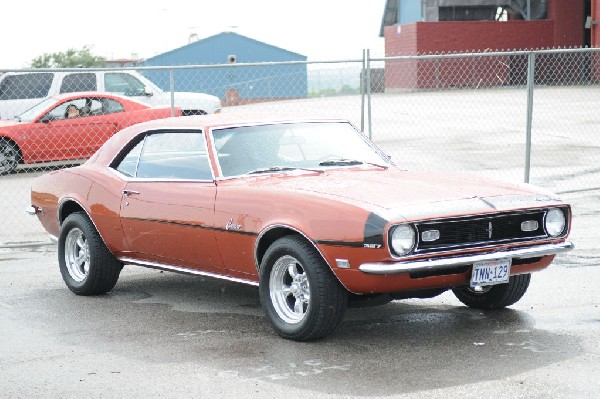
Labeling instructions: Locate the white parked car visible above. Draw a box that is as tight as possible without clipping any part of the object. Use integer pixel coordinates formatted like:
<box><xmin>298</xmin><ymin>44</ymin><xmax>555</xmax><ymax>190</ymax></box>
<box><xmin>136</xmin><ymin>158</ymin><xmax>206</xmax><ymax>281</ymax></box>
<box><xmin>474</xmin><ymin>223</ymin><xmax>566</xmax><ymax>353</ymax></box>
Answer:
<box><xmin>0</xmin><ymin>70</ymin><xmax>221</xmax><ymax>120</ymax></box>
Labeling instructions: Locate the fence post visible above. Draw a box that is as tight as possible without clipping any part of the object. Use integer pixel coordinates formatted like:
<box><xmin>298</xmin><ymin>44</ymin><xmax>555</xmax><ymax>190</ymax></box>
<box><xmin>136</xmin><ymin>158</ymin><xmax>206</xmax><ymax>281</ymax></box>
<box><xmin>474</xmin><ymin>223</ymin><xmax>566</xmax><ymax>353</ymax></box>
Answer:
<box><xmin>361</xmin><ymin>49</ymin><xmax>366</xmax><ymax>133</ymax></box>
<box><xmin>366</xmin><ymin>49</ymin><xmax>373</xmax><ymax>140</ymax></box>
<box><xmin>524</xmin><ymin>52</ymin><xmax>535</xmax><ymax>183</ymax></box>
<box><xmin>169</xmin><ymin>68</ymin><xmax>175</xmax><ymax>117</ymax></box>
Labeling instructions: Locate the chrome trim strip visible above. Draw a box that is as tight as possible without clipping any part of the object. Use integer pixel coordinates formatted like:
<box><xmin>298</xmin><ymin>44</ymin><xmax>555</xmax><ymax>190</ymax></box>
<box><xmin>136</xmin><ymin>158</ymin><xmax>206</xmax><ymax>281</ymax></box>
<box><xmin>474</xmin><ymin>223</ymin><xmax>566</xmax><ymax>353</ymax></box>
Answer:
<box><xmin>253</xmin><ymin>224</ymin><xmax>327</xmax><ymax>273</ymax></box>
<box><xmin>119</xmin><ymin>257</ymin><xmax>259</xmax><ymax>287</ymax></box>
<box><xmin>412</xmin><ymin>234</ymin><xmax>549</xmax><ymax>254</ymax></box>
<box><xmin>359</xmin><ymin>241</ymin><xmax>574</xmax><ymax>275</ymax></box>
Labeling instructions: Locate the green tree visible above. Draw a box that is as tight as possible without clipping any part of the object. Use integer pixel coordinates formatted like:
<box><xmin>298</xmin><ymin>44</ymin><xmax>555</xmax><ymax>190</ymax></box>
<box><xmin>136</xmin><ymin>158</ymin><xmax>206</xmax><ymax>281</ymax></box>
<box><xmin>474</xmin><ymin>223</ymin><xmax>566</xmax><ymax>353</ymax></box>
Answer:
<box><xmin>339</xmin><ymin>84</ymin><xmax>359</xmax><ymax>95</ymax></box>
<box><xmin>30</xmin><ymin>46</ymin><xmax>105</xmax><ymax>68</ymax></box>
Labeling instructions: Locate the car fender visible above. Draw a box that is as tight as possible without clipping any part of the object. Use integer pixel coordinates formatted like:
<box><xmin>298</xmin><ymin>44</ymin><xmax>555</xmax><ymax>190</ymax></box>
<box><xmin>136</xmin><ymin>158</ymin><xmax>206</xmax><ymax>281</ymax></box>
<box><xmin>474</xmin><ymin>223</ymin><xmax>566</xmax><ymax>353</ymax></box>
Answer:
<box><xmin>254</xmin><ymin>223</ymin><xmax>323</xmax><ymax>270</ymax></box>
<box><xmin>0</xmin><ymin>133</ymin><xmax>23</xmax><ymax>150</ymax></box>
<box><xmin>252</xmin><ymin>223</ymin><xmax>358</xmax><ymax>289</ymax></box>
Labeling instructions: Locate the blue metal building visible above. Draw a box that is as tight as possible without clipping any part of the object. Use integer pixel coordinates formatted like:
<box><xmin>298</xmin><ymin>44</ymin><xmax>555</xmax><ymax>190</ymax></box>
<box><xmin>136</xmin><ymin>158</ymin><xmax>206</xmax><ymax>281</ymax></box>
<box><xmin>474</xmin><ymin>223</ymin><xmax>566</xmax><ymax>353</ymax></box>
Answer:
<box><xmin>142</xmin><ymin>32</ymin><xmax>308</xmax><ymax>102</ymax></box>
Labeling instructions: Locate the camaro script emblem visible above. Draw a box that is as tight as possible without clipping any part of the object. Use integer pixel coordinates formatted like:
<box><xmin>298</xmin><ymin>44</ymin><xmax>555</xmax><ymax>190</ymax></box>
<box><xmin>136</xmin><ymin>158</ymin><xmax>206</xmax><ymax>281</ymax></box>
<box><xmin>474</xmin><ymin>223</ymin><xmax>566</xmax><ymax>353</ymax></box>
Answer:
<box><xmin>225</xmin><ymin>218</ymin><xmax>241</xmax><ymax>231</ymax></box>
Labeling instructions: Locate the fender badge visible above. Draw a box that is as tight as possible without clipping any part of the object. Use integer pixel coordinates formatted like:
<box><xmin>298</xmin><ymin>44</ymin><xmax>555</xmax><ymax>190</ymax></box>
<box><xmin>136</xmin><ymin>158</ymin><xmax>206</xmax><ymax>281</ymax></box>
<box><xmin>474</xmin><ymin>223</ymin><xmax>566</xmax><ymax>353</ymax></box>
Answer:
<box><xmin>225</xmin><ymin>218</ymin><xmax>241</xmax><ymax>231</ymax></box>
<box><xmin>364</xmin><ymin>244</ymin><xmax>382</xmax><ymax>249</ymax></box>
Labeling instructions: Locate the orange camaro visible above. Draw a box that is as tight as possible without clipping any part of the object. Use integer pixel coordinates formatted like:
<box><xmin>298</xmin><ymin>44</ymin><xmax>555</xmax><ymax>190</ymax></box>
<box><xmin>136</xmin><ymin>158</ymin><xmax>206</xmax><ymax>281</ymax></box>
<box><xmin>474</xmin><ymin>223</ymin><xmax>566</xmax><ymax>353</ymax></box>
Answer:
<box><xmin>29</xmin><ymin>114</ymin><xmax>574</xmax><ymax>341</ymax></box>
<box><xmin>0</xmin><ymin>92</ymin><xmax>181</xmax><ymax>174</ymax></box>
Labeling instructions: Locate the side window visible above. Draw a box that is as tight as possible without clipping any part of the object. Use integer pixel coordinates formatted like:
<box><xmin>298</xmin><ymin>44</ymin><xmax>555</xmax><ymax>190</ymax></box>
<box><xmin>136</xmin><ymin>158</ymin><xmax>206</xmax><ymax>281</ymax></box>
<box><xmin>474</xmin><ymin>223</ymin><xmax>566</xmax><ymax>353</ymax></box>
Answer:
<box><xmin>44</xmin><ymin>99</ymin><xmax>87</xmax><ymax>120</ymax></box>
<box><xmin>45</xmin><ymin>98</ymin><xmax>104</xmax><ymax>120</ymax></box>
<box><xmin>80</xmin><ymin>98</ymin><xmax>103</xmax><ymax>116</ymax></box>
<box><xmin>99</xmin><ymin>98</ymin><xmax>124</xmax><ymax>114</ymax></box>
<box><xmin>0</xmin><ymin>73</ymin><xmax>53</xmax><ymax>100</ymax></box>
<box><xmin>104</xmin><ymin>73</ymin><xmax>146</xmax><ymax>96</ymax></box>
<box><xmin>116</xmin><ymin>140</ymin><xmax>144</xmax><ymax>177</ymax></box>
<box><xmin>114</xmin><ymin>132</ymin><xmax>212</xmax><ymax>180</ymax></box>
<box><xmin>60</xmin><ymin>73</ymin><xmax>97</xmax><ymax>93</ymax></box>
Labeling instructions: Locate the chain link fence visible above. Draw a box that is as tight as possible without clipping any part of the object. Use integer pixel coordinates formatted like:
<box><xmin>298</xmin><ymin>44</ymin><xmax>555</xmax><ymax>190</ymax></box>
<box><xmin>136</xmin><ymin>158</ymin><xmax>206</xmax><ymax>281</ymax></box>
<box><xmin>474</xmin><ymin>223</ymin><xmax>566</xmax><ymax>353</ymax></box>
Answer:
<box><xmin>1</xmin><ymin>48</ymin><xmax>598</xmax><ymax>246</ymax></box>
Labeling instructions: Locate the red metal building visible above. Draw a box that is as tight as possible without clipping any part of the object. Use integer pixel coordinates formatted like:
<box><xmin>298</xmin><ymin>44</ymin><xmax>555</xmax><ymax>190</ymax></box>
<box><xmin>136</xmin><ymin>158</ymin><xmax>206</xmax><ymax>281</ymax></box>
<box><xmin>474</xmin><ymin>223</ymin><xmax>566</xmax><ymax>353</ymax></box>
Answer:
<box><xmin>381</xmin><ymin>0</ymin><xmax>600</xmax><ymax>89</ymax></box>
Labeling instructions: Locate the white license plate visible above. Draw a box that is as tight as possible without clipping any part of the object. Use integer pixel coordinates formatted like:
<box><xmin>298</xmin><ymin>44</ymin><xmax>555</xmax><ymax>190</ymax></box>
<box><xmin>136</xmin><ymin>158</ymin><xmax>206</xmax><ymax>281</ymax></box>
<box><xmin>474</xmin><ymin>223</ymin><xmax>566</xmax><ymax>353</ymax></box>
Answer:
<box><xmin>470</xmin><ymin>259</ymin><xmax>511</xmax><ymax>288</ymax></box>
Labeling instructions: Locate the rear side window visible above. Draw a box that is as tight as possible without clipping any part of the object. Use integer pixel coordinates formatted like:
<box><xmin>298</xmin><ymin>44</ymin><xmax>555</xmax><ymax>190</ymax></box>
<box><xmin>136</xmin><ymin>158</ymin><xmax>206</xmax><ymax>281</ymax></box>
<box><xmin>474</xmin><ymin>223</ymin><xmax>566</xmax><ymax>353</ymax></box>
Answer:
<box><xmin>100</xmin><ymin>98</ymin><xmax>124</xmax><ymax>114</ymax></box>
<box><xmin>116</xmin><ymin>139</ymin><xmax>144</xmax><ymax>177</ymax></box>
<box><xmin>0</xmin><ymin>73</ymin><xmax>53</xmax><ymax>100</ymax></box>
<box><xmin>114</xmin><ymin>131</ymin><xmax>213</xmax><ymax>180</ymax></box>
<box><xmin>104</xmin><ymin>73</ymin><xmax>146</xmax><ymax>96</ymax></box>
<box><xmin>60</xmin><ymin>73</ymin><xmax>97</xmax><ymax>93</ymax></box>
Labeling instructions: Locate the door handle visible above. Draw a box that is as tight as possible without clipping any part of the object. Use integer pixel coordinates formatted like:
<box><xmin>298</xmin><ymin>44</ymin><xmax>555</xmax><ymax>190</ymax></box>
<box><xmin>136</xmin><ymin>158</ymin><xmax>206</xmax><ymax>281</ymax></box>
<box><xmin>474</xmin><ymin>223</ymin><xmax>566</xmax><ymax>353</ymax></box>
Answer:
<box><xmin>122</xmin><ymin>190</ymin><xmax>140</xmax><ymax>197</ymax></box>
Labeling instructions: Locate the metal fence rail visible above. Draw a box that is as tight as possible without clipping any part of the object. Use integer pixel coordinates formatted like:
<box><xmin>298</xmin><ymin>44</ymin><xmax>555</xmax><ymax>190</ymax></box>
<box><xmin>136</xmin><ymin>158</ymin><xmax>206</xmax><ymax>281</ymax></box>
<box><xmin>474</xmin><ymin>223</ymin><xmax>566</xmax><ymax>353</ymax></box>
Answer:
<box><xmin>1</xmin><ymin>48</ymin><xmax>599</xmax><ymax>245</ymax></box>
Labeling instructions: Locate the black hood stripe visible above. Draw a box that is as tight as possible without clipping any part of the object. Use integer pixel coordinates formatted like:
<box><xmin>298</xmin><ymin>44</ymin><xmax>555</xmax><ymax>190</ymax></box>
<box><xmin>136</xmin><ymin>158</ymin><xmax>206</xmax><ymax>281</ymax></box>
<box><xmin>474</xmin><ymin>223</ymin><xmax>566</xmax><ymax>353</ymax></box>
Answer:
<box><xmin>364</xmin><ymin>212</ymin><xmax>387</xmax><ymax>247</ymax></box>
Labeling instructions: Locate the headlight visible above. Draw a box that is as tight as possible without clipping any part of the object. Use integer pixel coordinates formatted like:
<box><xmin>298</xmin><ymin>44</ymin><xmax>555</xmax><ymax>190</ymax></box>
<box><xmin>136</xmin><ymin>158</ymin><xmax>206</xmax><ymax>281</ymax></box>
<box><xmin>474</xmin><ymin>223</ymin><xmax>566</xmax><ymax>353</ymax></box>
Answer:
<box><xmin>545</xmin><ymin>208</ymin><xmax>566</xmax><ymax>237</ymax></box>
<box><xmin>390</xmin><ymin>224</ymin><xmax>416</xmax><ymax>256</ymax></box>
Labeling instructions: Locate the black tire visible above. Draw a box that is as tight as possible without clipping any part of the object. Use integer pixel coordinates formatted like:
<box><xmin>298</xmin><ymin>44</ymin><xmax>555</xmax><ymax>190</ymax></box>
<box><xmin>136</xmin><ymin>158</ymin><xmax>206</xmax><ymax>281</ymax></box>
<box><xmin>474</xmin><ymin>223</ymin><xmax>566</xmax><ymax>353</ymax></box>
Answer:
<box><xmin>452</xmin><ymin>273</ymin><xmax>531</xmax><ymax>310</ymax></box>
<box><xmin>58</xmin><ymin>212</ymin><xmax>122</xmax><ymax>295</ymax></box>
<box><xmin>0</xmin><ymin>138</ymin><xmax>20</xmax><ymax>175</ymax></box>
<box><xmin>259</xmin><ymin>235</ymin><xmax>348</xmax><ymax>341</ymax></box>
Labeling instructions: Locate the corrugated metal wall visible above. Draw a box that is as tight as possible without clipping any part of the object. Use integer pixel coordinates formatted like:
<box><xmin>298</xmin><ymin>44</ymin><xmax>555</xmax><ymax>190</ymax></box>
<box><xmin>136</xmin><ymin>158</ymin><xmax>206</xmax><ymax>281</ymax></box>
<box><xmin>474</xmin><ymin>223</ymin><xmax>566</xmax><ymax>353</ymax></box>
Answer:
<box><xmin>142</xmin><ymin>32</ymin><xmax>308</xmax><ymax>101</ymax></box>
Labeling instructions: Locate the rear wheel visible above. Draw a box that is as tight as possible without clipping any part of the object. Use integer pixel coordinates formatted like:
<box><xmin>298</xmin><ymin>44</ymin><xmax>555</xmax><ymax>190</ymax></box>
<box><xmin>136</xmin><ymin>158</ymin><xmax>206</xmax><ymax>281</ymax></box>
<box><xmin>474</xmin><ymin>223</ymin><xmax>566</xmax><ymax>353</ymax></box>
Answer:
<box><xmin>452</xmin><ymin>273</ymin><xmax>531</xmax><ymax>310</ymax></box>
<box><xmin>0</xmin><ymin>139</ymin><xmax>20</xmax><ymax>175</ymax></box>
<box><xmin>259</xmin><ymin>236</ymin><xmax>348</xmax><ymax>341</ymax></box>
<box><xmin>58</xmin><ymin>212</ymin><xmax>122</xmax><ymax>295</ymax></box>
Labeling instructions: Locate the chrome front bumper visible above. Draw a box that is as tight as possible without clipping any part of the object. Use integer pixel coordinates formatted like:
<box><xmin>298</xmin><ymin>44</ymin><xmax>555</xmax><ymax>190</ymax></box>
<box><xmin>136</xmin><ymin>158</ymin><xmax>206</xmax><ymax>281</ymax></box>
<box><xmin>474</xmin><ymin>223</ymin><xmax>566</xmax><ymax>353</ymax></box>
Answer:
<box><xmin>358</xmin><ymin>241</ymin><xmax>574</xmax><ymax>275</ymax></box>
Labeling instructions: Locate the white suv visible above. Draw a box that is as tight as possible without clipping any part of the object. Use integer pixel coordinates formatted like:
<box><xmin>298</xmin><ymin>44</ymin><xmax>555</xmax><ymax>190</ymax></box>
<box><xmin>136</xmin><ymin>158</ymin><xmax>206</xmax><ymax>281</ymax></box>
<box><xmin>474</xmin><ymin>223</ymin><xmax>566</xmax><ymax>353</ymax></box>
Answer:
<box><xmin>0</xmin><ymin>70</ymin><xmax>221</xmax><ymax>120</ymax></box>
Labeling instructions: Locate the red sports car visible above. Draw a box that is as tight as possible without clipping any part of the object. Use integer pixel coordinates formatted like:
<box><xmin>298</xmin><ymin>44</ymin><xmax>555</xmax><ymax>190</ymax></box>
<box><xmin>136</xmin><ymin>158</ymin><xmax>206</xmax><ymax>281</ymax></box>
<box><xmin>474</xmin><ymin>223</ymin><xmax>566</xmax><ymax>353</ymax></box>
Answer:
<box><xmin>29</xmin><ymin>115</ymin><xmax>574</xmax><ymax>341</ymax></box>
<box><xmin>0</xmin><ymin>92</ymin><xmax>182</xmax><ymax>174</ymax></box>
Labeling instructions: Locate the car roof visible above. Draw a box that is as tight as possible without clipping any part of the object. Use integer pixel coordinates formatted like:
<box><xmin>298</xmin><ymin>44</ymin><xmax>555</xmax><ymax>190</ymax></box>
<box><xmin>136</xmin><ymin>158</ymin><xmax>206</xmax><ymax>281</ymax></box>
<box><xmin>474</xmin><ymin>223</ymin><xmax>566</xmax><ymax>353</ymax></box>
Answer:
<box><xmin>91</xmin><ymin>113</ymin><xmax>352</xmax><ymax>166</ymax></box>
<box><xmin>49</xmin><ymin>91</ymin><xmax>149</xmax><ymax>107</ymax></box>
<box><xmin>50</xmin><ymin>91</ymin><xmax>134</xmax><ymax>101</ymax></box>
<box><xmin>121</xmin><ymin>113</ymin><xmax>350</xmax><ymax>132</ymax></box>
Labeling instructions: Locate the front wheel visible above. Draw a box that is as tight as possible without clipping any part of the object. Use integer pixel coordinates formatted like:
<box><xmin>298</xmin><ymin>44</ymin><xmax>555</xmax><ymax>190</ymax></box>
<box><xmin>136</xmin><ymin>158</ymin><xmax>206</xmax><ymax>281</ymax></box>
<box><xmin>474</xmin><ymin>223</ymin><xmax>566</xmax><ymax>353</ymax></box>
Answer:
<box><xmin>0</xmin><ymin>139</ymin><xmax>20</xmax><ymax>175</ymax></box>
<box><xmin>452</xmin><ymin>273</ymin><xmax>531</xmax><ymax>310</ymax></box>
<box><xmin>259</xmin><ymin>236</ymin><xmax>348</xmax><ymax>341</ymax></box>
<box><xmin>58</xmin><ymin>212</ymin><xmax>122</xmax><ymax>295</ymax></box>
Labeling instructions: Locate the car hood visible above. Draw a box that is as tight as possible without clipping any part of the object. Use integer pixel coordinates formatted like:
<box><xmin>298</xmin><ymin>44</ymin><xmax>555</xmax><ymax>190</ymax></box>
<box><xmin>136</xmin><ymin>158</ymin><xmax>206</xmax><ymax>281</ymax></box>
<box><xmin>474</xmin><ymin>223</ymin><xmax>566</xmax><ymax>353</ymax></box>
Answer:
<box><xmin>248</xmin><ymin>168</ymin><xmax>562</xmax><ymax>220</ymax></box>
<box><xmin>0</xmin><ymin>119</ymin><xmax>21</xmax><ymax>127</ymax></box>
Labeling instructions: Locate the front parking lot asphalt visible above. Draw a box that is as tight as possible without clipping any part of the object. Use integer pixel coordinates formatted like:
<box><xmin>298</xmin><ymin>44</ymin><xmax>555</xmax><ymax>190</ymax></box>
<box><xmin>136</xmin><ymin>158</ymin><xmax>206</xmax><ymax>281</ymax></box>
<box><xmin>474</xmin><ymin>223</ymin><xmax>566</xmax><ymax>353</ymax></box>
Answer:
<box><xmin>1</xmin><ymin>242</ymin><xmax>598</xmax><ymax>398</ymax></box>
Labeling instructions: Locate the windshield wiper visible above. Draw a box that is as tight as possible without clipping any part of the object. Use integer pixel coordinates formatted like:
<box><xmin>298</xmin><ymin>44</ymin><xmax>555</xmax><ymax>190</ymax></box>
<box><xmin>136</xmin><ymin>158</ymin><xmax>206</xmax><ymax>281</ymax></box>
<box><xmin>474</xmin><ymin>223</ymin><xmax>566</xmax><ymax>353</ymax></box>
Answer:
<box><xmin>318</xmin><ymin>158</ymin><xmax>388</xmax><ymax>169</ymax></box>
<box><xmin>246</xmin><ymin>166</ymin><xmax>323</xmax><ymax>175</ymax></box>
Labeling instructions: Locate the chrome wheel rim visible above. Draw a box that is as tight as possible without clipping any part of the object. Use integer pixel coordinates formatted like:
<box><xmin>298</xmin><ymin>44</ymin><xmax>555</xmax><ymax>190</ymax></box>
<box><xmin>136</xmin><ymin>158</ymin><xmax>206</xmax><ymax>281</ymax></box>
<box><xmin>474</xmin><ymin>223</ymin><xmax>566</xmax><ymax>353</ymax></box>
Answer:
<box><xmin>0</xmin><ymin>144</ymin><xmax>18</xmax><ymax>174</ymax></box>
<box><xmin>64</xmin><ymin>228</ymin><xmax>90</xmax><ymax>282</ymax></box>
<box><xmin>269</xmin><ymin>255</ymin><xmax>310</xmax><ymax>324</ymax></box>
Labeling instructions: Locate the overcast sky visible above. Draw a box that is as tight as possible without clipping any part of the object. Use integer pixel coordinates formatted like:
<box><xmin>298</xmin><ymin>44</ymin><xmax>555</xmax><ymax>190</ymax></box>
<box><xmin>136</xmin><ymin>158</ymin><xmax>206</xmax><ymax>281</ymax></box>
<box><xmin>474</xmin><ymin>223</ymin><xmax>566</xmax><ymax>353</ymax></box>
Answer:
<box><xmin>2</xmin><ymin>0</ymin><xmax>387</xmax><ymax>69</ymax></box>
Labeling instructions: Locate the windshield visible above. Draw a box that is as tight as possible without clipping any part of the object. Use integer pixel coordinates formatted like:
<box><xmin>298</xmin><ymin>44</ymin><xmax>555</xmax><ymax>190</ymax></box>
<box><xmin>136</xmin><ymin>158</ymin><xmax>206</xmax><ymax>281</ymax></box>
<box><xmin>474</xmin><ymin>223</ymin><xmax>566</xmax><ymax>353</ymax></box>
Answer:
<box><xmin>17</xmin><ymin>97</ymin><xmax>57</xmax><ymax>122</ymax></box>
<box><xmin>213</xmin><ymin>121</ymin><xmax>392</xmax><ymax>177</ymax></box>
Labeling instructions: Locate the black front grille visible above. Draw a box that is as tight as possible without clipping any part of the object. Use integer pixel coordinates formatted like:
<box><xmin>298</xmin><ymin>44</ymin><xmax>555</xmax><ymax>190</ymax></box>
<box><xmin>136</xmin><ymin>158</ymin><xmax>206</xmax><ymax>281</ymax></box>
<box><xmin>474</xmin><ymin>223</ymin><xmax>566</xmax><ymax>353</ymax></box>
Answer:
<box><xmin>414</xmin><ymin>210</ymin><xmax>550</xmax><ymax>253</ymax></box>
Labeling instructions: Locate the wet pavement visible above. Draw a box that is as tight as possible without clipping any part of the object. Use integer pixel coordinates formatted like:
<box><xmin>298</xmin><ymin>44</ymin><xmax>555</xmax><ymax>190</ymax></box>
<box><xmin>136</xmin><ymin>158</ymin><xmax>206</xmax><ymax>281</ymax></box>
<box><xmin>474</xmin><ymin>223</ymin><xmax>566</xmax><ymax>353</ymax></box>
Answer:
<box><xmin>1</xmin><ymin>240</ymin><xmax>598</xmax><ymax>398</ymax></box>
